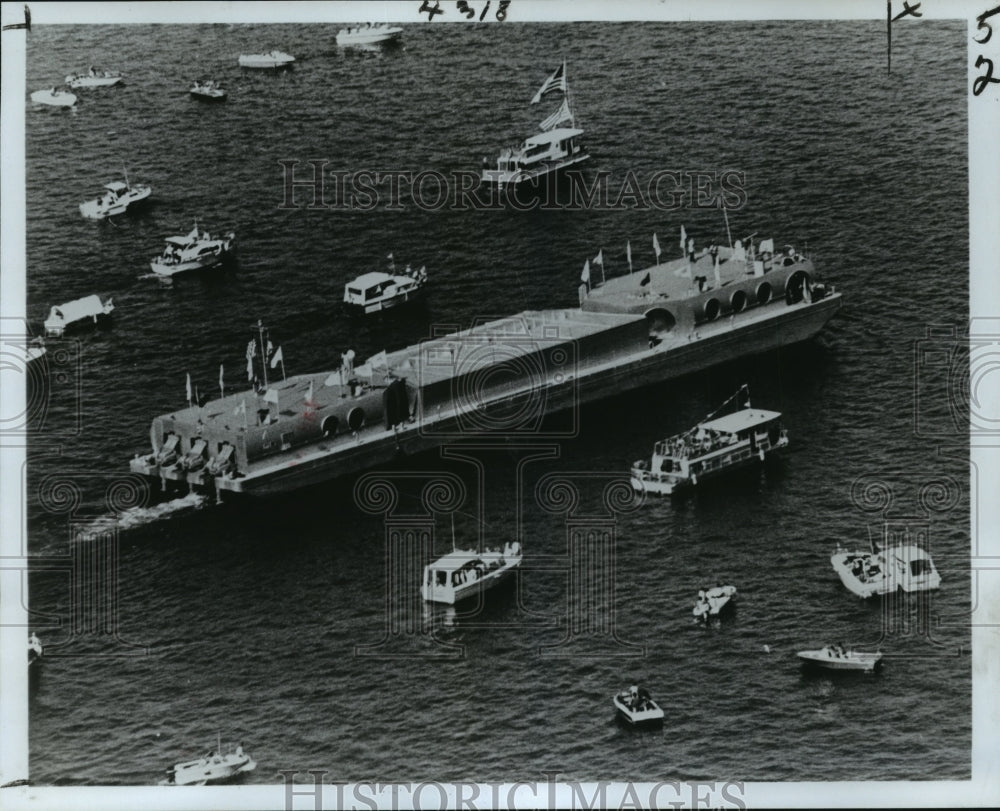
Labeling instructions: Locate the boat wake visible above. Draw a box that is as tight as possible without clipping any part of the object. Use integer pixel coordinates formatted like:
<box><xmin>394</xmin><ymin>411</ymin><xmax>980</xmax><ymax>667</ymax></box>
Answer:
<box><xmin>81</xmin><ymin>491</ymin><xmax>208</xmax><ymax>532</ymax></box>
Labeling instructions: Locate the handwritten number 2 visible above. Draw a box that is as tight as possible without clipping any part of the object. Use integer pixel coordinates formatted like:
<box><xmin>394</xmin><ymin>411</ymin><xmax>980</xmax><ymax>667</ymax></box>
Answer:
<box><xmin>973</xmin><ymin>55</ymin><xmax>1000</xmax><ymax>96</ymax></box>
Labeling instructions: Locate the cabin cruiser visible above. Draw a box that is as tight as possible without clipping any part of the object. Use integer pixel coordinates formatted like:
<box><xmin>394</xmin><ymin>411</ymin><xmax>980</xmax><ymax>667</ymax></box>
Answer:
<box><xmin>336</xmin><ymin>23</ymin><xmax>403</xmax><ymax>46</ymax></box>
<box><xmin>65</xmin><ymin>68</ymin><xmax>123</xmax><ymax>88</ymax></box>
<box><xmin>344</xmin><ymin>265</ymin><xmax>427</xmax><ymax>313</ymax></box>
<box><xmin>692</xmin><ymin>584</ymin><xmax>737</xmax><ymax>621</ymax></box>
<box><xmin>238</xmin><ymin>50</ymin><xmax>295</xmax><ymax>69</ymax></box>
<box><xmin>612</xmin><ymin>685</ymin><xmax>664</xmax><ymax>726</ymax></box>
<box><xmin>44</xmin><ymin>295</ymin><xmax>115</xmax><ymax>337</ymax></box>
<box><xmin>160</xmin><ymin>739</ymin><xmax>255</xmax><ymax>786</ymax></box>
<box><xmin>481</xmin><ymin>61</ymin><xmax>588</xmax><ymax>189</ymax></box>
<box><xmin>797</xmin><ymin>645</ymin><xmax>883</xmax><ymax>673</ymax></box>
<box><xmin>421</xmin><ymin>541</ymin><xmax>521</xmax><ymax>605</ymax></box>
<box><xmin>31</xmin><ymin>88</ymin><xmax>77</xmax><ymax>107</ymax></box>
<box><xmin>190</xmin><ymin>79</ymin><xmax>227</xmax><ymax>101</ymax></box>
<box><xmin>631</xmin><ymin>386</ymin><xmax>788</xmax><ymax>495</ymax></box>
<box><xmin>79</xmin><ymin>170</ymin><xmax>151</xmax><ymax>219</ymax></box>
<box><xmin>831</xmin><ymin>544</ymin><xmax>941</xmax><ymax>598</ymax></box>
<box><xmin>150</xmin><ymin>223</ymin><xmax>236</xmax><ymax>277</ymax></box>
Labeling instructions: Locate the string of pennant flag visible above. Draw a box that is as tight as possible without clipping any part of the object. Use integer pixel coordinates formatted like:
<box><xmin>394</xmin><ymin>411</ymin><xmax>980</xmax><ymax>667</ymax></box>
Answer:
<box><xmin>579</xmin><ymin>225</ymin><xmax>698</xmax><ymax>290</ymax></box>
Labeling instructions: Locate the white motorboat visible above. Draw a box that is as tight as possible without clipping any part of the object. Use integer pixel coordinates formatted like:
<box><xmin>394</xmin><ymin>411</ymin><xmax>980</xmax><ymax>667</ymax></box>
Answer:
<box><xmin>831</xmin><ymin>543</ymin><xmax>941</xmax><ymax>598</ymax></box>
<box><xmin>344</xmin><ymin>265</ymin><xmax>427</xmax><ymax>314</ymax></box>
<box><xmin>631</xmin><ymin>385</ymin><xmax>788</xmax><ymax>496</ymax></box>
<box><xmin>481</xmin><ymin>61</ymin><xmax>589</xmax><ymax>189</ymax></box>
<box><xmin>65</xmin><ymin>68</ymin><xmax>123</xmax><ymax>88</ymax></box>
<box><xmin>612</xmin><ymin>686</ymin><xmax>664</xmax><ymax>726</ymax></box>
<box><xmin>159</xmin><ymin>738</ymin><xmax>255</xmax><ymax>786</ymax></box>
<box><xmin>44</xmin><ymin>295</ymin><xmax>115</xmax><ymax>337</ymax></box>
<box><xmin>190</xmin><ymin>79</ymin><xmax>227</xmax><ymax>101</ymax></box>
<box><xmin>30</xmin><ymin>88</ymin><xmax>77</xmax><ymax>108</ymax></box>
<box><xmin>150</xmin><ymin>223</ymin><xmax>236</xmax><ymax>277</ymax></box>
<box><xmin>692</xmin><ymin>584</ymin><xmax>737</xmax><ymax>622</ymax></box>
<box><xmin>238</xmin><ymin>50</ymin><xmax>295</xmax><ymax>69</ymax></box>
<box><xmin>797</xmin><ymin>645</ymin><xmax>883</xmax><ymax>673</ymax></box>
<box><xmin>28</xmin><ymin>633</ymin><xmax>43</xmax><ymax>666</ymax></box>
<box><xmin>421</xmin><ymin>541</ymin><xmax>521</xmax><ymax>605</ymax></box>
<box><xmin>336</xmin><ymin>23</ymin><xmax>403</xmax><ymax>46</ymax></box>
<box><xmin>79</xmin><ymin>169</ymin><xmax>152</xmax><ymax>219</ymax></box>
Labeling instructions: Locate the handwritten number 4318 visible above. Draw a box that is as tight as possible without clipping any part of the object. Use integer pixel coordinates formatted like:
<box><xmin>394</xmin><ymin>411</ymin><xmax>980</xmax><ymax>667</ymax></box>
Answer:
<box><xmin>419</xmin><ymin>1</ymin><xmax>511</xmax><ymax>21</ymax></box>
<box><xmin>974</xmin><ymin>5</ymin><xmax>1000</xmax><ymax>96</ymax></box>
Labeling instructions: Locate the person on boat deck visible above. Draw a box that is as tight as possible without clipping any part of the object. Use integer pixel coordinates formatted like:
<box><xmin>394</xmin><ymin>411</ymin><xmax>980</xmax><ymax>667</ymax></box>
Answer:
<box><xmin>629</xmin><ymin>685</ymin><xmax>639</xmax><ymax>708</ymax></box>
<box><xmin>235</xmin><ymin>744</ymin><xmax>244</xmax><ymax>757</ymax></box>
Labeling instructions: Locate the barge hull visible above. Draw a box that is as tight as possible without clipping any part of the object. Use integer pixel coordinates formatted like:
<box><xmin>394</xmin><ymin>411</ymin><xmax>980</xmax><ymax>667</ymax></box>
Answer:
<box><xmin>131</xmin><ymin>294</ymin><xmax>839</xmax><ymax>497</ymax></box>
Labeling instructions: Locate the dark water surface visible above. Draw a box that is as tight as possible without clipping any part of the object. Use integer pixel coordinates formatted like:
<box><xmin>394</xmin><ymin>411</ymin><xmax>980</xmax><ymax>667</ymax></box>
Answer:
<box><xmin>24</xmin><ymin>20</ymin><xmax>970</xmax><ymax>784</ymax></box>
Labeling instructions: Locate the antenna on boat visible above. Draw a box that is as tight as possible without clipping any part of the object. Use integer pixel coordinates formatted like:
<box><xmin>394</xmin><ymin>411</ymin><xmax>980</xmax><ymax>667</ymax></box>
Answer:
<box><xmin>122</xmin><ymin>162</ymin><xmax>130</xmax><ymax>189</ymax></box>
<box><xmin>867</xmin><ymin>525</ymin><xmax>880</xmax><ymax>554</ymax></box>
<box><xmin>722</xmin><ymin>205</ymin><xmax>733</xmax><ymax>248</ymax></box>
<box><xmin>451</xmin><ymin>512</ymin><xmax>456</xmax><ymax>553</ymax></box>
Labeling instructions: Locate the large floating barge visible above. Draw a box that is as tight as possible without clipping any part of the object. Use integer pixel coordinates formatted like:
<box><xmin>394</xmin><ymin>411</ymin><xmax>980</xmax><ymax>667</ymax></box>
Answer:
<box><xmin>129</xmin><ymin>240</ymin><xmax>841</xmax><ymax>497</ymax></box>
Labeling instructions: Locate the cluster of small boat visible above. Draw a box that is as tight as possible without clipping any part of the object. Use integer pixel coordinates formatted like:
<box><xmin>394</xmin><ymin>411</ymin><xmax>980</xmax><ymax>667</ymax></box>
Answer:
<box><xmin>30</xmin><ymin>66</ymin><xmax>123</xmax><ymax>108</ymax></box>
<box><xmin>623</xmin><ymin>384</ymin><xmax>943</xmax><ymax>683</ymax></box>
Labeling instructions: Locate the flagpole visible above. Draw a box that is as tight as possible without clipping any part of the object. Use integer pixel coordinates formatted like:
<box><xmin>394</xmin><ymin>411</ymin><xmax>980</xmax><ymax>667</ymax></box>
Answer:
<box><xmin>723</xmin><ymin>205</ymin><xmax>733</xmax><ymax>249</ymax></box>
<box><xmin>257</xmin><ymin>320</ymin><xmax>269</xmax><ymax>389</ymax></box>
<box><xmin>280</xmin><ymin>356</ymin><xmax>286</xmax><ymax>381</ymax></box>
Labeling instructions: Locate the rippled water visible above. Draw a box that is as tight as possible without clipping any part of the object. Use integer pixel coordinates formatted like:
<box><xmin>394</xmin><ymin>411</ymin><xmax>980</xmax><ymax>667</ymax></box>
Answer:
<box><xmin>22</xmin><ymin>19</ymin><xmax>970</xmax><ymax>784</ymax></box>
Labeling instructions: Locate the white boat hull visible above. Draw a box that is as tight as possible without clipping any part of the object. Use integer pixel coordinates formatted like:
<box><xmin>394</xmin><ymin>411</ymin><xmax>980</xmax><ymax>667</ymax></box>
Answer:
<box><xmin>612</xmin><ymin>694</ymin><xmax>664</xmax><ymax>725</ymax></box>
<box><xmin>31</xmin><ymin>90</ymin><xmax>77</xmax><ymax>107</ymax></box>
<box><xmin>66</xmin><ymin>75</ymin><xmax>123</xmax><ymax>88</ymax></box>
<box><xmin>337</xmin><ymin>32</ymin><xmax>403</xmax><ymax>46</ymax></box>
<box><xmin>631</xmin><ymin>436</ymin><xmax>787</xmax><ymax>495</ymax></box>
<box><xmin>355</xmin><ymin>289</ymin><xmax>424</xmax><ymax>314</ymax></box>
<box><xmin>481</xmin><ymin>152</ymin><xmax>590</xmax><ymax>189</ymax></box>
<box><xmin>191</xmin><ymin>89</ymin><xmax>227</xmax><ymax>101</ymax></box>
<box><xmin>797</xmin><ymin>649</ymin><xmax>883</xmax><ymax>672</ymax></box>
<box><xmin>831</xmin><ymin>545</ymin><xmax>941</xmax><ymax>598</ymax></box>
<box><xmin>238</xmin><ymin>54</ymin><xmax>295</xmax><ymax>69</ymax></box>
<box><xmin>421</xmin><ymin>560</ymin><xmax>519</xmax><ymax>605</ymax></box>
<box><xmin>150</xmin><ymin>255</ymin><xmax>227</xmax><ymax>276</ymax></box>
<box><xmin>160</xmin><ymin>754</ymin><xmax>255</xmax><ymax>786</ymax></box>
<box><xmin>79</xmin><ymin>187</ymin><xmax>152</xmax><ymax>219</ymax></box>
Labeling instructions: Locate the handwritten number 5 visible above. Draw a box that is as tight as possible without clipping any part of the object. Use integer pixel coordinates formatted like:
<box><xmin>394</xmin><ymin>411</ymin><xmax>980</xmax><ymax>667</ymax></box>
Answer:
<box><xmin>975</xmin><ymin>6</ymin><xmax>999</xmax><ymax>44</ymax></box>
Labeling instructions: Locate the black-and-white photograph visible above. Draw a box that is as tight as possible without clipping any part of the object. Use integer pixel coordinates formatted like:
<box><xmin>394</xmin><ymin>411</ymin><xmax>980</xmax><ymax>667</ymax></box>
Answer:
<box><xmin>1</xmin><ymin>1</ymin><xmax>997</xmax><ymax>809</ymax></box>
